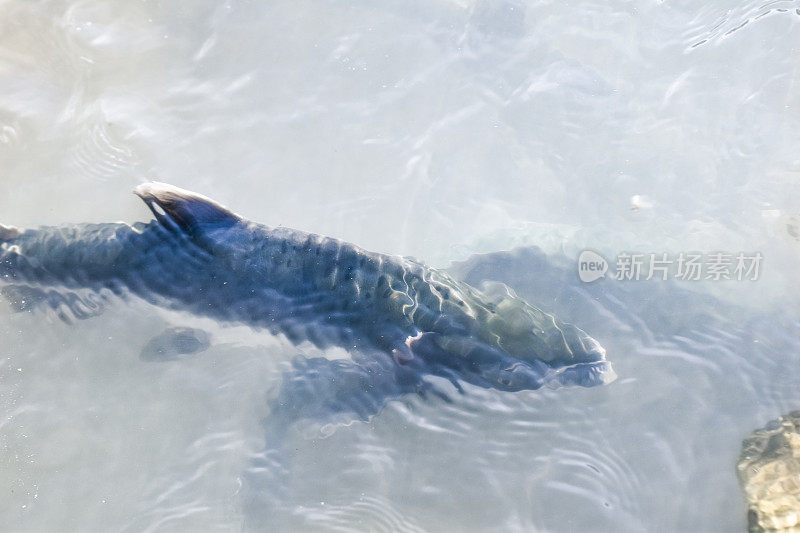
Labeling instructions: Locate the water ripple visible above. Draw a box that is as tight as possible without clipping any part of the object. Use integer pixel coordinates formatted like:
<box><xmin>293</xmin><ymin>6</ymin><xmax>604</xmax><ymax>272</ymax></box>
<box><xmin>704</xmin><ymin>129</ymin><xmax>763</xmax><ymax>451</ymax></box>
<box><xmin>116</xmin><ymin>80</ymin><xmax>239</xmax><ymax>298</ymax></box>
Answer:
<box><xmin>685</xmin><ymin>0</ymin><xmax>799</xmax><ymax>49</ymax></box>
<box><xmin>295</xmin><ymin>496</ymin><xmax>426</xmax><ymax>533</ymax></box>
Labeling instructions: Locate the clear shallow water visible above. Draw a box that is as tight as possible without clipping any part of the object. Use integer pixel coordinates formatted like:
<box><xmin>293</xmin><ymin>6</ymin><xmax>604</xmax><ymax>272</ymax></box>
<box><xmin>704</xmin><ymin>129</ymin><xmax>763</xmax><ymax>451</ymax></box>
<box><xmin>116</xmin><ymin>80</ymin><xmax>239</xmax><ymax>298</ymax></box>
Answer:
<box><xmin>1</xmin><ymin>0</ymin><xmax>799</xmax><ymax>531</ymax></box>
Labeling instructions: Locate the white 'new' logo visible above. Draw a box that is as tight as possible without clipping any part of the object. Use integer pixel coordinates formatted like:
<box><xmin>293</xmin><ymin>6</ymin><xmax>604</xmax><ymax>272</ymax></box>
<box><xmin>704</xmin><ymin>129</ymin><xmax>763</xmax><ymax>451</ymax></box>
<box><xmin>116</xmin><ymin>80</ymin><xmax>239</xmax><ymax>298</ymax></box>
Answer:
<box><xmin>578</xmin><ymin>250</ymin><xmax>608</xmax><ymax>283</ymax></box>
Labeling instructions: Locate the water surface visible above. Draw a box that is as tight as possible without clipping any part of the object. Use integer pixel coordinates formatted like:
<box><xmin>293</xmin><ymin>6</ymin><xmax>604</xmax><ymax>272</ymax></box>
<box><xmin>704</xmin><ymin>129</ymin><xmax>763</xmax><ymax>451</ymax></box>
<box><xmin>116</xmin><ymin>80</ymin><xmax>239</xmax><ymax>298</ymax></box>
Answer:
<box><xmin>1</xmin><ymin>0</ymin><xmax>799</xmax><ymax>531</ymax></box>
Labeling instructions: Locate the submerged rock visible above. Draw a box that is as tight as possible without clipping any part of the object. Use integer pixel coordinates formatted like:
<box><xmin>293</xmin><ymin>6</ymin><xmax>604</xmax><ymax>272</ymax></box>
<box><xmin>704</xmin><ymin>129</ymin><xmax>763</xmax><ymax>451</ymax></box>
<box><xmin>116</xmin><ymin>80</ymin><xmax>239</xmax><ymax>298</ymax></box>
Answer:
<box><xmin>737</xmin><ymin>412</ymin><xmax>800</xmax><ymax>532</ymax></box>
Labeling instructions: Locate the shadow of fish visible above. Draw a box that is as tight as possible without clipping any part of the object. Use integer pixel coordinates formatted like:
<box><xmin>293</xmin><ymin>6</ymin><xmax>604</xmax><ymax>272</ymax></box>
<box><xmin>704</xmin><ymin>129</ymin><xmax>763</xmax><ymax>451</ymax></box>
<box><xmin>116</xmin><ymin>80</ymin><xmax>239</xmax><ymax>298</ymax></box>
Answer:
<box><xmin>139</xmin><ymin>326</ymin><xmax>211</xmax><ymax>361</ymax></box>
<box><xmin>0</xmin><ymin>183</ymin><xmax>615</xmax><ymax>423</ymax></box>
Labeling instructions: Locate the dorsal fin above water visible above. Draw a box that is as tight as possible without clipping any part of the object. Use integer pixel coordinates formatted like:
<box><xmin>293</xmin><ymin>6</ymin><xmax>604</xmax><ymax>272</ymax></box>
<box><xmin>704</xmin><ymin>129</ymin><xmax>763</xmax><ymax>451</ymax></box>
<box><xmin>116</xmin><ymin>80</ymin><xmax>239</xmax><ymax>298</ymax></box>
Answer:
<box><xmin>134</xmin><ymin>182</ymin><xmax>241</xmax><ymax>235</ymax></box>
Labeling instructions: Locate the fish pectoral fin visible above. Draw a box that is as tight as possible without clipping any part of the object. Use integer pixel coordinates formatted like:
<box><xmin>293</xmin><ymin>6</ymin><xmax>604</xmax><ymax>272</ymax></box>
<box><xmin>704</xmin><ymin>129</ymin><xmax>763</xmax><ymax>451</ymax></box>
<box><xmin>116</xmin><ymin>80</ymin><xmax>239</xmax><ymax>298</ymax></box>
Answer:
<box><xmin>416</xmin><ymin>378</ymin><xmax>454</xmax><ymax>403</ymax></box>
<box><xmin>267</xmin><ymin>352</ymin><xmax>422</xmax><ymax>434</ymax></box>
<box><xmin>134</xmin><ymin>182</ymin><xmax>241</xmax><ymax>237</ymax></box>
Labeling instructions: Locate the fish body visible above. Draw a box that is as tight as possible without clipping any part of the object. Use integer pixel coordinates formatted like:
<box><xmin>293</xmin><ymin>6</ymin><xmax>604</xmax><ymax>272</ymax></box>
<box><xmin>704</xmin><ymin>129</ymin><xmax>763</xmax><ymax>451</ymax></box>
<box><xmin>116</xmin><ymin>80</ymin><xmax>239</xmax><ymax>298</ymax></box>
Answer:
<box><xmin>0</xmin><ymin>183</ymin><xmax>615</xmax><ymax>393</ymax></box>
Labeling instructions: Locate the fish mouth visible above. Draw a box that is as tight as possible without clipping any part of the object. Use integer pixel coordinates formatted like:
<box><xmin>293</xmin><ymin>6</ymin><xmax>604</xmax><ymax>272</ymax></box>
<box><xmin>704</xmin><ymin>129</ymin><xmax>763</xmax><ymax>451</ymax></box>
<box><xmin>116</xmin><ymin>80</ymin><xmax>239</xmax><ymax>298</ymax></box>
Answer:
<box><xmin>556</xmin><ymin>322</ymin><xmax>608</xmax><ymax>365</ymax></box>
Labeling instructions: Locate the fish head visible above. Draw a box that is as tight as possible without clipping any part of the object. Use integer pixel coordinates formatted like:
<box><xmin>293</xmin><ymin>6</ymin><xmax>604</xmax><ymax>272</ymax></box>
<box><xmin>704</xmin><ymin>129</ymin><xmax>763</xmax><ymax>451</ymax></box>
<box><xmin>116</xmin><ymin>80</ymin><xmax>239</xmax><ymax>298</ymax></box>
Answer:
<box><xmin>405</xmin><ymin>330</ymin><xmax>615</xmax><ymax>392</ymax></box>
<box><xmin>471</xmin><ymin>280</ymin><xmax>611</xmax><ymax>369</ymax></box>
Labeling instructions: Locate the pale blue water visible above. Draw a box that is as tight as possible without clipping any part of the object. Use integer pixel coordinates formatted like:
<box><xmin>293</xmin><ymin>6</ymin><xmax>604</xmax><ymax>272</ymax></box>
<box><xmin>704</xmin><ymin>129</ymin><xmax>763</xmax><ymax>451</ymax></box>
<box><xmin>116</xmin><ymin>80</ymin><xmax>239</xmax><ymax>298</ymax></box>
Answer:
<box><xmin>1</xmin><ymin>1</ymin><xmax>799</xmax><ymax>531</ymax></box>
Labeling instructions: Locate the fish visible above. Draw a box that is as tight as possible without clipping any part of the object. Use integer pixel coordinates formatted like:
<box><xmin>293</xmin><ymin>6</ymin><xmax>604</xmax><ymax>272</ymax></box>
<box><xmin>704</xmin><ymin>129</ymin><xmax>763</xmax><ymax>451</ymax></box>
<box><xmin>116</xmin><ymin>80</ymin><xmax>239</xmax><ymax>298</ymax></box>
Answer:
<box><xmin>0</xmin><ymin>182</ymin><xmax>615</xmax><ymax>421</ymax></box>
